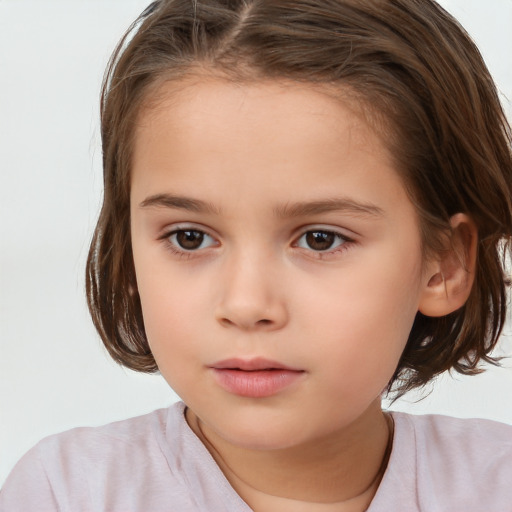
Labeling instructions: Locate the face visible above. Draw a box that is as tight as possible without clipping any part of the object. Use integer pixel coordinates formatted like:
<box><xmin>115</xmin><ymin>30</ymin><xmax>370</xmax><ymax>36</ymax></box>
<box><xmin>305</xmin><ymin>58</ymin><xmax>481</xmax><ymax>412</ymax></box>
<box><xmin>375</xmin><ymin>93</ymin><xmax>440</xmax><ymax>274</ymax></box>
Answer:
<box><xmin>130</xmin><ymin>78</ymin><xmax>430</xmax><ymax>450</ymax></box>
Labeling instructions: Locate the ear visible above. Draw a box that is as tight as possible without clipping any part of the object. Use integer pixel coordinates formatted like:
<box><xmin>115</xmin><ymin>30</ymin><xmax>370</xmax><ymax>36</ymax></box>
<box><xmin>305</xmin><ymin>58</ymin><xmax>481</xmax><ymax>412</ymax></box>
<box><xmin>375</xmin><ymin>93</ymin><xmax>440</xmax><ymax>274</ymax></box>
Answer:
<box><xmin>418</xmin><ymin>213</ymin><xmax>478</xmax><ymax>317</ymax></box>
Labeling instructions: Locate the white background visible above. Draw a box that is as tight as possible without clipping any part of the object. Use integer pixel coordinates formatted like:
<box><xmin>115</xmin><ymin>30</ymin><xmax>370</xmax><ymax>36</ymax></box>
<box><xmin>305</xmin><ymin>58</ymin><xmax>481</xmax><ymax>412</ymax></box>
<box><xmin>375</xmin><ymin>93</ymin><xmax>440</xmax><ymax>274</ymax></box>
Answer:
<box><xmin>1</xmin><ymin>0</ymin><xmax>511</xmax><ymax>486</ymax></box>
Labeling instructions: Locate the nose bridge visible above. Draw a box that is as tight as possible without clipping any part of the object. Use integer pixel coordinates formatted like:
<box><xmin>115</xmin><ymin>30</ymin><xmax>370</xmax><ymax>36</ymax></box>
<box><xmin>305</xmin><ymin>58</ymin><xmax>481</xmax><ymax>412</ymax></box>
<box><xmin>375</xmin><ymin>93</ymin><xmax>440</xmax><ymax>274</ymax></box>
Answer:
<box><xmin>216</xmin><ymin>242</ymin><xmax>288</xmax><ymax>331</ymax></box>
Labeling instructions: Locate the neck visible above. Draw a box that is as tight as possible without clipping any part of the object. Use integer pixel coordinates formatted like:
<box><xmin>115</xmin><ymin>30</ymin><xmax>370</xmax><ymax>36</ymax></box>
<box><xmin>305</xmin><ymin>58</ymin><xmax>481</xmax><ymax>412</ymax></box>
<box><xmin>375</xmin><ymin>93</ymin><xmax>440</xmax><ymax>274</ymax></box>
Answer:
<box><xmin>186</xmin><ymin>399</ymin><xmax>392</xmax><ymax>511</ymax></box>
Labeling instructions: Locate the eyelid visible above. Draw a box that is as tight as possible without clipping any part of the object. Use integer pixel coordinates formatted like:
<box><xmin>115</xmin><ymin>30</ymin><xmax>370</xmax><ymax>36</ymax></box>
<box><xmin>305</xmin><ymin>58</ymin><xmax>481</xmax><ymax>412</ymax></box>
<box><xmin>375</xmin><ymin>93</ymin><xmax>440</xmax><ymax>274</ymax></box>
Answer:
<box><xmin>291</xmin><ymin>225</ymin><xmax>357</xmax><ymax>256</ymax></box>
<box><xmin>158</xmin><ymin>223</ymin><xmax>220</xmax><ymax>253</ymax></box>
<box><xmin>158</xmin><ymin>222</ymin><xmax>217</xmax><ymax>239</ymax></box>
<box><xmin>171</xmin><ymin>230</ymin><xmax>216</xmax><ymax>250</ymax></box>
<box><xmin>293</xmin><ymin>224</ymin><xmax>356</xmax><ymax>242</ymax></box>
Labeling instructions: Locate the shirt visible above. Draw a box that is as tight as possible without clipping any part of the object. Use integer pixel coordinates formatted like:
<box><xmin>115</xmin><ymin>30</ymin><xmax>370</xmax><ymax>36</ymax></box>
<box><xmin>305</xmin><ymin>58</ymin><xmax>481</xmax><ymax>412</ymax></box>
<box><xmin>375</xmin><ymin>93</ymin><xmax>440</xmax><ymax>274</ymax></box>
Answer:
<box><xmin>1</xmin><ymin>401</ymin><xmax>511</xmax><ymax>511</ymax></box>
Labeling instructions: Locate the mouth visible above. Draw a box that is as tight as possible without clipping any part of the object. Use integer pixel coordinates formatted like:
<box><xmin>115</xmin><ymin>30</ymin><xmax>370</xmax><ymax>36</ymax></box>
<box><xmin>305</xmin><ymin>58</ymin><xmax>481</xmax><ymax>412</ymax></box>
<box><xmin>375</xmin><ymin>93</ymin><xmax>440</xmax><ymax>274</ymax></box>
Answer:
<box><xmin>209</xmin><ymin>358</ymin><xmax>305</xmax><ymax>398</ymax></box>
<box><xmin>211</xmin><ymin>357</ymin><xmax>302</xmax><ymax>372</ymax></box>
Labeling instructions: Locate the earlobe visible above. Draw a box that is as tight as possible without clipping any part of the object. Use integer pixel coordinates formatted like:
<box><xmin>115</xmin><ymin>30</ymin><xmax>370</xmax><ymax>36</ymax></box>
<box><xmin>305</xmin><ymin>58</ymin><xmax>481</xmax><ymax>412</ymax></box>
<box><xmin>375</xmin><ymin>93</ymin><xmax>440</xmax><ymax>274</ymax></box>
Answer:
<box><xmin>418</xmin><ymin>213</ymin><xmax>478</xmax><ymax>318</ymax></box>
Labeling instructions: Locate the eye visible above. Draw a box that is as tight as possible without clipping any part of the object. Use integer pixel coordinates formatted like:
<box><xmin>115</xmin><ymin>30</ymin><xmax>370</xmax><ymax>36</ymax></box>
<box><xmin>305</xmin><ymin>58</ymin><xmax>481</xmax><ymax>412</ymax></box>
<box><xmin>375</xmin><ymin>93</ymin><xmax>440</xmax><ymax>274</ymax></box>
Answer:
<box><xmin>295</xmin><ymin>230</ymin><xmax>347</xmax><ymax>252</ymax></box>
<box><xmin>168</xmin><ymin>229</ymin><xmax>216</xmax><ymax>251</ymax></box>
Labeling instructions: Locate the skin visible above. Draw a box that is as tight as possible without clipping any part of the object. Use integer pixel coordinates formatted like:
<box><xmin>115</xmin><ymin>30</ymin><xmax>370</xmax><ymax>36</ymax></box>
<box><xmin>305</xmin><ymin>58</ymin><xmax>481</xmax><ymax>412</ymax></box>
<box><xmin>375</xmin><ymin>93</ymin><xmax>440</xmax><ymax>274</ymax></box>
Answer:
<box><xmin>129</xmin><ymin>77</ymin><xmax>460</xmax><ymax>511</ymax></box>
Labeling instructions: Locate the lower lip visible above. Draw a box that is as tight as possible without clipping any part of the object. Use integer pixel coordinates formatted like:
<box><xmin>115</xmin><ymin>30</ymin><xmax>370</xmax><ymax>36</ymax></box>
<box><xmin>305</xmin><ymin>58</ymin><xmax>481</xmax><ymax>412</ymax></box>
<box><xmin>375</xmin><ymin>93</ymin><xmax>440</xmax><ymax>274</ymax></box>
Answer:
<box><xmin>211</xmin><ymin>368</ymin><xmax>304</xmax><ymax>398</ymax></box>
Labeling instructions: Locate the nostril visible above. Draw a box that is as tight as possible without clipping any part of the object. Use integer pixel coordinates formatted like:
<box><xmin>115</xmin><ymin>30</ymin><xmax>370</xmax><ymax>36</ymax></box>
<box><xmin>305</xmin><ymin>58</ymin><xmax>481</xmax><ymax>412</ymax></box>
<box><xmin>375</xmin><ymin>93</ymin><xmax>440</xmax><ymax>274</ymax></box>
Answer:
<box><xmin>219</xmin><ymin>318</ymin><xmax>235</xmax><ymax>328</ymax></box>
<box><xmin>219</xmin><ymin>317</ymin><xmax>273</xmax><ymax>328</ymax></box>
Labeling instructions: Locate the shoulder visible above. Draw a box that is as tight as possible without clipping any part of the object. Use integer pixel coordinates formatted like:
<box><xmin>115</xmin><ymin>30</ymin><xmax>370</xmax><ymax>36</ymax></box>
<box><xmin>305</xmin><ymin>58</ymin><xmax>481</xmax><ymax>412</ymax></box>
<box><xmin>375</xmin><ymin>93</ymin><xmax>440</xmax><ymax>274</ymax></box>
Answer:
<box><xmin>0</xmin><ymin>402</ymin><xmax>192</xmax><ymax>512</ymax></box>
<box><xmin>402</xmin><ymin>410</ymin><xmax>512</xmax><ymax>447</ymax></box>
<box><xmin>2</xmin><ymin>401</ymin><xmax>250</xmax><ymax>512</ymax></box>
<box><xmin>31</xmin><ymin>403</ymin><xmax>173</xmax><ymax>477</ymax></box>
<box><xmin>390</xmin><ymin>412</ymin><xmax>512</xmax><ymax>511</ymax></box>
<box><xmin>401</xmin><ymin>412</ymin><xmax>512</xmax><ymax>472</ymax></box>
<box><xmin>42</xmin><ymin>402</ymin><xmax>172</xmax><ymax>454</ymax></box>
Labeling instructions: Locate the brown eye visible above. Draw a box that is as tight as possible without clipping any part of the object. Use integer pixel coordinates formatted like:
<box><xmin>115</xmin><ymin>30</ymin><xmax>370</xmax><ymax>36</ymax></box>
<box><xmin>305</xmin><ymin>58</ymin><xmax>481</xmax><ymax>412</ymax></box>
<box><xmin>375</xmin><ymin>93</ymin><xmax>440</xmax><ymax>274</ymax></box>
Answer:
<box><xmin>171</xmin><ymin>230</ymin><xmax>213</xmax><ymax>250</ymax></box>
<box><xmin>297</xmin><ymin>230</ymin><xmax>346</xmax><ymax>252</ymax></box>
<box><xmin>306</xmin><ymin>231</ymin><xmax>335</xmax><ymax>251</ymax></box>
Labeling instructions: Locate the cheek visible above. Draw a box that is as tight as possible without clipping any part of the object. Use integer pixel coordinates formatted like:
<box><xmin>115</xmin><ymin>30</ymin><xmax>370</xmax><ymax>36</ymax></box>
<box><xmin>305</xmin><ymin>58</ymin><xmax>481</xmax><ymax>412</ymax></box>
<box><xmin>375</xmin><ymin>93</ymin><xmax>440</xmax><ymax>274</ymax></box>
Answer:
<box><xmin>131</xmin><ymin>246</ymin><xmax>202</xmax><ymax>363</ymax></box>
<box><xmin>136</xmin><ymin>274</ymin><xmax>222</xmax><ymax>405</ymax></box>
<box><xmin>138</xmin><ymin>289</ymin><xmax>203</xmax><ymax>397</ymax></box>
<box><xmin>301</xmin><ymin>250</ymin><xmax>423</xmax><ymax>391</ymax></box>
<box><xmin>138</xmin><ymin>277</ymin><xmax>199</xmax><ymax>349</ymax></box>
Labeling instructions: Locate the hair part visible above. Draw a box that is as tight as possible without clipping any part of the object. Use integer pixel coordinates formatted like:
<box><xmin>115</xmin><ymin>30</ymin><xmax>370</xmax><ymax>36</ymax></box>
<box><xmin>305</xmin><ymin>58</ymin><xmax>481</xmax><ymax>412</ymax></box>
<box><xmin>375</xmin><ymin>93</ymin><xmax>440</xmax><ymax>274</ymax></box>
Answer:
<box><xmin>87</xmin><ymin>0</ymin><xmax>512</xmax><ymax>396</ymax></box>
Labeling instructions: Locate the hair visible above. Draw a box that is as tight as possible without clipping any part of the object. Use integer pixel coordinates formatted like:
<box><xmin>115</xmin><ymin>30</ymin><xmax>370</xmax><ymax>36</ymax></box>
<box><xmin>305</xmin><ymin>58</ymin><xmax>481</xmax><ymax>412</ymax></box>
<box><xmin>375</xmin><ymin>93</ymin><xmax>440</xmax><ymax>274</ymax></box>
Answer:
<box><xmin>86</xmin><ymin>0</ymin><xmax>512</xmax><ymax>397</ymax></box>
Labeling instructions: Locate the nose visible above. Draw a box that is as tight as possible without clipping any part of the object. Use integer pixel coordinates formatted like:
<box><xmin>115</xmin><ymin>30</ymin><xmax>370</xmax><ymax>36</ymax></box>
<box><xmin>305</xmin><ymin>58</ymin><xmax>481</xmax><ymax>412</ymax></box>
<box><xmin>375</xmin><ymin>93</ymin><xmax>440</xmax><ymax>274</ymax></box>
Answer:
<box><xmin>215</xmin><ymin>250</ymin><xmax>289</xmax><ymax>332</ymax></box>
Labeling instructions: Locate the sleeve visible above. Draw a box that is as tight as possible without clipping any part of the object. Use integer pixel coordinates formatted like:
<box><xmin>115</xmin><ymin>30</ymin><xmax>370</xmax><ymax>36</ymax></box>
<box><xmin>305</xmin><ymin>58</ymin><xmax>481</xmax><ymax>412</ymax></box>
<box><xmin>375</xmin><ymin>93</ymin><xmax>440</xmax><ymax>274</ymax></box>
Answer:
<box><xmin>0</xmin><ymin>445</ymin><xmax>60</xmax><ymax>512</ymax></box>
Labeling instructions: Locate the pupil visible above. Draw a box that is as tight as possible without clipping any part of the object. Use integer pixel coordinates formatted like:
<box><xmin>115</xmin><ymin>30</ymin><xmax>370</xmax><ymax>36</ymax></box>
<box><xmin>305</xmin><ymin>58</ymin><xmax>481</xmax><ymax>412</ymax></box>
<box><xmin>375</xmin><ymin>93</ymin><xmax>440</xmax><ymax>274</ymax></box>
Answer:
<box><xmin>306</xmin><ymin>231</ymin><xmax>334</xmax><ymax>251</ymax></box>
<box><xmin>176</xmin><ymin>230</ymin><xmax>204</xmax><ymax>250</ymax></box>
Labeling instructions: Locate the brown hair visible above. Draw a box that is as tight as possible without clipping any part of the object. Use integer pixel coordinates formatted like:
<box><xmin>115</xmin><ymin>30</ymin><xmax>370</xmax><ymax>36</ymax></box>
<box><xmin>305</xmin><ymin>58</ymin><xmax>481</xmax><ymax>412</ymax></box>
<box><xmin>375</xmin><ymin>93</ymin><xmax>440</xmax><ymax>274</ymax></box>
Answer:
<box><xmin>86</xmin><ymin>0</ymin><xmax>512</xmax><ymax>396</ymax></box>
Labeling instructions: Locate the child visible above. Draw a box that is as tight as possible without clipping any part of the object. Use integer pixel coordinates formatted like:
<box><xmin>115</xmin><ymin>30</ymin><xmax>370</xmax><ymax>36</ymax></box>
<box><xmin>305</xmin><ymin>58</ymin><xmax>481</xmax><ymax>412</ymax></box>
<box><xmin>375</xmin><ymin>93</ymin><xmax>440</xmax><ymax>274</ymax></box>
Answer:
<box><xmin>1</xmin><ymin>0</ymin><xmax>511</xmax><ymax>510</ymax></box>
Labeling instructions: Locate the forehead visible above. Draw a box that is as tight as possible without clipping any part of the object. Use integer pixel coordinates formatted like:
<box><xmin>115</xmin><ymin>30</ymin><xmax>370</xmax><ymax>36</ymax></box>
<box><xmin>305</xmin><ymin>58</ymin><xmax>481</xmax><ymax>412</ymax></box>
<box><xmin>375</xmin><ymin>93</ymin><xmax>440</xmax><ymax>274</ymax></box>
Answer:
<box><xmin>131</xmin><ymin>77</ymin><xmax>410</xmax><ymax>219</ymax></box>
<box><xmin>135</xmin><ymin>76</ymin><xmax>388</xmax><ymax>153</ymax></box>
<box><xmin>133</xmin><ymin>77</ymin><xmax>393</xmax><ymax>162</ymax></box>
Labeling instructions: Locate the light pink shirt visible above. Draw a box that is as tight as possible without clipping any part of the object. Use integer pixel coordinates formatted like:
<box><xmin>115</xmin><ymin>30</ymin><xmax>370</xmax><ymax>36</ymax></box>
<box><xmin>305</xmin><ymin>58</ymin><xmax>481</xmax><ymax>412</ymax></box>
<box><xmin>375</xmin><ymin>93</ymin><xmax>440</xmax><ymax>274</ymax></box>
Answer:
<box><xmin>1</xmin><ymin>402</ymin><xmax>512</xmax><ymax>511</ymax></box>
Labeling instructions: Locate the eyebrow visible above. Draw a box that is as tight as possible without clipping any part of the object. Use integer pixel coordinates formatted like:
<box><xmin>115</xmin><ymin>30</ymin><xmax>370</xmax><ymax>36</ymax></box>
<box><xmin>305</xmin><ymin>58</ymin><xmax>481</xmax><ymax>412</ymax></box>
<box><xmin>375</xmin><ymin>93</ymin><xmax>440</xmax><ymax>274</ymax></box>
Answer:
<box><xmin>139</xmin><ymin>193</ymin><xmax>220</xmax><ymax>214</ymax></box>
<box><xmin>139</xmin><ymin>193</ymin><xmax>384</xmax><ymax>218</ymax></box>
<box><xmin>274</xmin><ymin>198</ymin><xmax>384</xmax><ymax>218</ymax></box>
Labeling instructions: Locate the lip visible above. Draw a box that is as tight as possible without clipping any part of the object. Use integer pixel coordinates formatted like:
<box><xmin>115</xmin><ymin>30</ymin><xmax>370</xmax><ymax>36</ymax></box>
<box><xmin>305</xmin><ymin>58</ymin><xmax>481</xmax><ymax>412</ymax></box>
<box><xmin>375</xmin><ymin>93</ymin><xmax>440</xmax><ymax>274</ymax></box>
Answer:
<box><xmin>211</xmin><ymin>357</ymin><xmax>301</xmax><ymax>372</ymax></box>
<box><xmin>209</xmin><ymin>358</ymin><xmax>305</xmax><ymax>398</ymax></box>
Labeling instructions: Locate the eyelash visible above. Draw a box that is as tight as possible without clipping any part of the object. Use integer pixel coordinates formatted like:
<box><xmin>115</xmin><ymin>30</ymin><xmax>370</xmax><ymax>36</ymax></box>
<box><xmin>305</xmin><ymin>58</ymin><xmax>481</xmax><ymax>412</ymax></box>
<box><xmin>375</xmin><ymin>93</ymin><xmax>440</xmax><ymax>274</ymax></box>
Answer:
<box><xmin>293</xmin><ymin>229</ymin><xmax>353</xmax><ymax>257</ymax></box>
<box><xmin>159</xmin><ymin>227</ymin><xmax>355</xmax><ymax>259</ymax></box>
<box><xmin>159</xmin><ymin>228</ymin><xmax>217</xmax><ymax>259</ymax></box>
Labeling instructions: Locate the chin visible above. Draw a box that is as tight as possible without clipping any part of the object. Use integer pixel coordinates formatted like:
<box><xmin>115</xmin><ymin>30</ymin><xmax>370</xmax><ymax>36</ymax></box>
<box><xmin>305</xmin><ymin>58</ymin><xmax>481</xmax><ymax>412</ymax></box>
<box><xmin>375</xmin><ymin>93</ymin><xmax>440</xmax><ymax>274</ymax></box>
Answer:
<box><xmin>205</xmin><ymin>410</ymin><xmax>325</xmax><ymax>452</ymax></box>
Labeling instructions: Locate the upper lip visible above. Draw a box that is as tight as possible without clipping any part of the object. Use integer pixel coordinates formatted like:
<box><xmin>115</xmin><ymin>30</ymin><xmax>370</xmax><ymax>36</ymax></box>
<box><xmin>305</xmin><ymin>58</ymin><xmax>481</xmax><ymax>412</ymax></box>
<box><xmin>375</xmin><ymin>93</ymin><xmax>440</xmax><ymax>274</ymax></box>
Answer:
<box><xmin>210</xmin><ymin>357</ymin><xmax>303</xmax><ymax>372</ymax></box>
